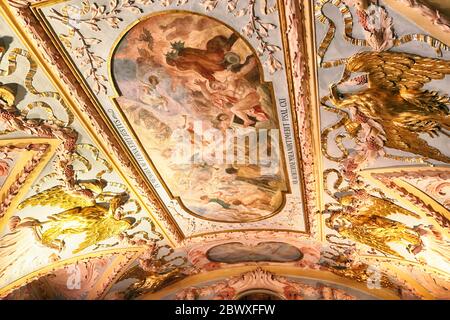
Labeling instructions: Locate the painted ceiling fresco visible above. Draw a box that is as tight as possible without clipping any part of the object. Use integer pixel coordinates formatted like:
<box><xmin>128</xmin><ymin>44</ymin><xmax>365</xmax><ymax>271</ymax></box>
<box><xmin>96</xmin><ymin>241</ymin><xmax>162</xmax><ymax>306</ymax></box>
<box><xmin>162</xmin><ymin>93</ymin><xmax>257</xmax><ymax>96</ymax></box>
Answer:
<box><xmin>0</xmin><ymin>0</ymin><xmax>448</xmax><ymax>300</ymax></box>
<box><xmin>112</xmin><ymin>11</ymin><xmax>288</xmax><ymax>222</ymax></box>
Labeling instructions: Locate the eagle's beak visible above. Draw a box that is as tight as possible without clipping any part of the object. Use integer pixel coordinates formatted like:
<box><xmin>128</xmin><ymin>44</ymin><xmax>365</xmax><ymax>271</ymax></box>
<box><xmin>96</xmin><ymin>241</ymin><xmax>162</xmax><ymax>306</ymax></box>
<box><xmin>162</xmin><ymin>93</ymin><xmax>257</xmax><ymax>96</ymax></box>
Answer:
<box><xmin>118</xmin><ymin>192</ymin><xmax>130</xmax><ymax>205</ymax></box>
<box><xmin>329</xmin><ymin>83</ymin><xmax>341</xmax><ymax>106</ymax></box>
<box><xmin>325</xmin><ymin>217</ymin><xmax>333</xmax><ymax>229</ymax></box>
<box><xmin>109</xmin><ymin>192</ymin><xmax>130</xmax><ymax>214</ymax></box>
<box><xmin>122</xmin><ymin>217</ymin><xmax>136</xmax><ymax>226</ymax></box>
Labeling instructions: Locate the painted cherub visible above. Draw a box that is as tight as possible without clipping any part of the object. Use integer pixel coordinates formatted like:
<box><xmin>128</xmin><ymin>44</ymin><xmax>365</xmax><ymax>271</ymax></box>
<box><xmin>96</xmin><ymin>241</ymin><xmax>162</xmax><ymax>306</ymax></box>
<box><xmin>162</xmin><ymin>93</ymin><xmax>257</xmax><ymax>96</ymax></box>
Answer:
<box><xmin>194</xmin><ymin>56</ymin><xmax>269</xmax><ymax>127</ymax></box>
<box><xmin>139</xmin><ymin>75</ymin><xmax>169</xmax><ymax>112</ymax></box>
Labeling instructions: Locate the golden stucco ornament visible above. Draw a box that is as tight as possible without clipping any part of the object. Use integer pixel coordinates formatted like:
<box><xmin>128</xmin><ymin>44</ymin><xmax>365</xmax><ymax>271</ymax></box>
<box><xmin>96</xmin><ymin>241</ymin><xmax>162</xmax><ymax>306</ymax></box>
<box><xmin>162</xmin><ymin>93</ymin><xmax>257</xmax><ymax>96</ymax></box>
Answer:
<box><xmin>329</xmin><ymin>51</ymin><xmax>450</xmax><ymax>163</ymax></box>
<box><xmin>325</xmin><ymin>191</ymin><xmax>423</xmax><ymax>258</ymax></box>
<box><xmin>0</xmin><ymin>85</ymin><xmax>15</xmax><ymax>107</ymax></box>
<box><xmin>118</xmin><ymin>242</ymin><xmax>189</xmax><ymax>299</ymax></box>
<box><xmin>15</xmin><ymin>179</ymin><xmax>135</xmax><ymax>254</ymax></box>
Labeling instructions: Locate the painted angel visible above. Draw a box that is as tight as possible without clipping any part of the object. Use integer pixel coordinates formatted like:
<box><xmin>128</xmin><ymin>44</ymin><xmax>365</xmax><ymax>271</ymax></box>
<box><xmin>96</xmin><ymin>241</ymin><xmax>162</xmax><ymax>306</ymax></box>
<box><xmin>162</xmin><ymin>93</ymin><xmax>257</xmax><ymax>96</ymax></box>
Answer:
<box><xmin>139</xmin><ymin>75</ymin><xmax>169</xmax><ymax>112</ymax></box>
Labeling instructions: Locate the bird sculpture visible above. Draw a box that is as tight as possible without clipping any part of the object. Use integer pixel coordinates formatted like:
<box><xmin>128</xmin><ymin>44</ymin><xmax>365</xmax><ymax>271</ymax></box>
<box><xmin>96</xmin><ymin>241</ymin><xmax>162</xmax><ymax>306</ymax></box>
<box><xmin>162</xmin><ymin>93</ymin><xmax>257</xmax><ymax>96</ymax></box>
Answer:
<box><xmin>329</xmin><ymin>51</ymin><xmax>450</xmax><ymax>163</ymax></box>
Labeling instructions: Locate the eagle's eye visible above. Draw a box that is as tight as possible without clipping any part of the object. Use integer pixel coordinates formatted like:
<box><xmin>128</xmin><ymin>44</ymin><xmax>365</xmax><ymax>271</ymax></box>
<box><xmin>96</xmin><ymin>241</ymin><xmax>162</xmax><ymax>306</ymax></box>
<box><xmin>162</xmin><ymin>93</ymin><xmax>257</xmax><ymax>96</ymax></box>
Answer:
<box><xmin>338</xmin><ymin>92</ymin><xmax>345</xmax><ymax>99</ymax></box>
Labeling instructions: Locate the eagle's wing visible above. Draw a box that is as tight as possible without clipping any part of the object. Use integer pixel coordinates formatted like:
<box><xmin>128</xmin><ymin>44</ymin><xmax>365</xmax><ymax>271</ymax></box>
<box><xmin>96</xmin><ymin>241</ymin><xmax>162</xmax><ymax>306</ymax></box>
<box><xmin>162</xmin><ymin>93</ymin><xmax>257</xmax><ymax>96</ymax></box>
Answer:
<box><xmin>347</xmin><ymin>51</ymin><xmax>450</xmax><ymax>90</ymax></box>
<box><xmin>358</xmin><ymin>195</ymin><xmax>420</xmax><ymax>219</ymax></box>
<box><xmin>47</xmin><ymin>206</ymin><xmax>107</xmax><ymax>223</ymax></box>
<box><xmin>18</xmin><ymin>186</ymin><xmax>96</xmax><ymax>211</ymax></box>
<box><xmin>383</xmin><ymin>124</ymin><xmax>450</xmax><ymax>163</ymax></box>
<box><xmin>72</xmin><ymin>229</ymin><xmax>100</xmax><ymax>255</ymax></box>
<box><xmin>338</xmin><ymin>223</ymin><xmax>403</xmax><ymax>258</ymax></box>
<box><xmin>71</xmin><ymin>217</ymin><xmax>127</xmax><ymax>254</ymax></box>
<box><xmin>119</xmin><ymin>264</ymin><xmax>148</xmax><ymax>282</ymax></box>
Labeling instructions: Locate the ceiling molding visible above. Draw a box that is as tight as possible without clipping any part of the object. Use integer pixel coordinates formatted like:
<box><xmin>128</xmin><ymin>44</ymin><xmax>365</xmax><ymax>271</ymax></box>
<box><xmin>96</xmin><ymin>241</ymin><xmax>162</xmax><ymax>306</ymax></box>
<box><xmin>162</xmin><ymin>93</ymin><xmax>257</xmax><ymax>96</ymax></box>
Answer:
<box><xmin>383</xmin><ymin>0</ymin><xmax>450</xmax><ymax>46</ymax></box>
<box><xmin>0</xmin><ymin>138</ymin><xmax>59</xmax><ymax>229</ymax></box>
<box><xmin>0</xmin><ymin>247</ymin><xmax>144</xmax><ymax>298</ymax></box>
<box><xmin>138</xmin><ymin>265</ymin><xmax>401</xmax><ymax>300</ymax></box>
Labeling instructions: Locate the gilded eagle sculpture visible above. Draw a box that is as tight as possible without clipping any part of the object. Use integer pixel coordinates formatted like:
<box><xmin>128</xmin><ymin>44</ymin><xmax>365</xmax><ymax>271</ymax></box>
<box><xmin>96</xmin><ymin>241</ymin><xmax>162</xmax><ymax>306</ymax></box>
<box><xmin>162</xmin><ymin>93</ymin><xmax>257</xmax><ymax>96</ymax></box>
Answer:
<box><xmin>326</xmin><ymin>192</ymin><xmax>423</xmax><ymax>258</ymax></box>
<box><xmin>12</xmin><ymin>180</ymin><xmax>135</xmax><ymax>254</ymax></box>
<box><xmin>120</xmin><ymin>265</ymin><xmax>183</xmax><ymax>299</ymax></box>
<box><xmin>329</xmin><ymin>51</ymin><xmax>450</xmax><ymax>163</ymax></box>
<box><xmin>118</xmin><ymin>243</ymin><xmax>187</xmax><ymax>299</ymax></box>
<box><xmin>0</xmin><ymin>180</ymin><xmax>136</xmax><ymax>284</ymax></box>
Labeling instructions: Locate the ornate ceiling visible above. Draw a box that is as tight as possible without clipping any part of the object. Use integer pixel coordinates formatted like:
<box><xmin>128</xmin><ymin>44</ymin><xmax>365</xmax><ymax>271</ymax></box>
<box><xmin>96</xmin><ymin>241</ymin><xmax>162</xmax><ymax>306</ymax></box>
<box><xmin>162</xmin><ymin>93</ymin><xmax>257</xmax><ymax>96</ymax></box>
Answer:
<box><xmin>0</xmin><ymin>0</ymin><xmax>448</xmax><ymax>300</ymax></box>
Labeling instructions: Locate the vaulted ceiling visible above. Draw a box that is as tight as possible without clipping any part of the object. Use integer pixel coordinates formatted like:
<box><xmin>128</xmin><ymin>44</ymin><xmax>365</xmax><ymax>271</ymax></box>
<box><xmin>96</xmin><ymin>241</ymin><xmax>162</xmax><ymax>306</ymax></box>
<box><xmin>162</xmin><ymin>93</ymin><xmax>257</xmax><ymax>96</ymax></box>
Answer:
<box><xmin>0</xmin><ymin>0</ymin><xmax>448</xmax><ymax>300</ymax></box>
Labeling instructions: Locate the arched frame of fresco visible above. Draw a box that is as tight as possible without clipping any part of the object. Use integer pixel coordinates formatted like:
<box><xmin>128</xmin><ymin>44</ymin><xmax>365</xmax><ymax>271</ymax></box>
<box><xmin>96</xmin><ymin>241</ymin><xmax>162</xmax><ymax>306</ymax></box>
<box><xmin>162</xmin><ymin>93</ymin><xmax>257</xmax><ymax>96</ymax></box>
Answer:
<box><xmin>108</xmin><ymin>10</ymin><xmax>291</xmax><ymax>224</ymax></box>
<box><xmin>139</xmin><ymin>266</ymin><xmax>401</xmax><ymax>300</ymax></box>
<box><xmin>0</xmin><ymin>247</ymin><xmax>144</xmax><ymax>299</ymax></box>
